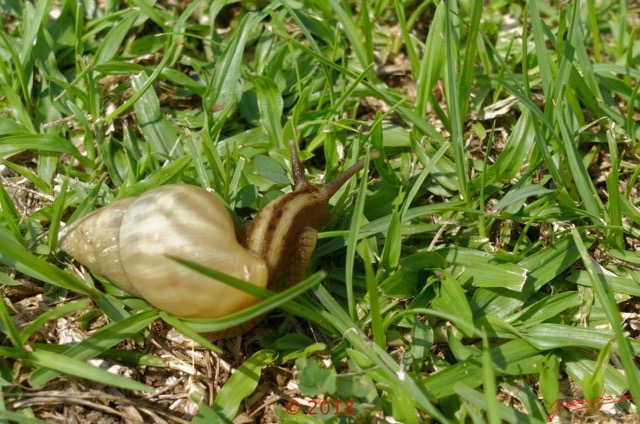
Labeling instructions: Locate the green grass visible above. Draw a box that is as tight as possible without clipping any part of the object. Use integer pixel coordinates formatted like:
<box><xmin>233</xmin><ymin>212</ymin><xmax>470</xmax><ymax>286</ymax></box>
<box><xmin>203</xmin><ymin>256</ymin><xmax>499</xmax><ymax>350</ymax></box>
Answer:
<box><xmin>1</xmin><ymin>0</ymin><xmax>639</xmax><ymax>422</ymax></box>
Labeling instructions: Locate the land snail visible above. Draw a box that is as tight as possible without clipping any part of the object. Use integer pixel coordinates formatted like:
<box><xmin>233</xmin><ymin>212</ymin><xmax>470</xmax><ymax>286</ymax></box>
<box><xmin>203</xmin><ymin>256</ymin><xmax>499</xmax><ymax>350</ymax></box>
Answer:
<box><xmin>59</xmin><ymin>139</ymin><xmax>378</xmax><ymax>339</ymax></box>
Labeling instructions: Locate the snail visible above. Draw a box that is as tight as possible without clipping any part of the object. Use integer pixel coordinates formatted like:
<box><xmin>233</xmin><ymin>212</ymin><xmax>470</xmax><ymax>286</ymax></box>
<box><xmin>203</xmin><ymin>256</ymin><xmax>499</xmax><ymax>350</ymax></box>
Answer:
<box><xmin>59</xmin><ymin>139</ymin><xmax>378</xmax><ymax>336</ymax></box>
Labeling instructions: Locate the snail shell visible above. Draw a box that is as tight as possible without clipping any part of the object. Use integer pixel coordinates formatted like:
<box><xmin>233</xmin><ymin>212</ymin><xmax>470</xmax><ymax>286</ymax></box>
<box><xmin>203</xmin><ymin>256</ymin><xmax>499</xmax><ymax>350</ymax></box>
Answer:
<box><xmin>59</xmin><ymin>185</ymin><xmax>268</xmax><ymax>319</ymax></box>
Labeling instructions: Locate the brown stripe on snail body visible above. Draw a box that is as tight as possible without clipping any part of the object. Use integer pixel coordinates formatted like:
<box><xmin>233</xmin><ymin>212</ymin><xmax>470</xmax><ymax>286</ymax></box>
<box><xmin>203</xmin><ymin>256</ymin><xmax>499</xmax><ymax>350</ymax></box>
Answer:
<box><xmin>59</xmin><ymin>140</ymin><xmax>378</xmax><ymax>337</ymax></box>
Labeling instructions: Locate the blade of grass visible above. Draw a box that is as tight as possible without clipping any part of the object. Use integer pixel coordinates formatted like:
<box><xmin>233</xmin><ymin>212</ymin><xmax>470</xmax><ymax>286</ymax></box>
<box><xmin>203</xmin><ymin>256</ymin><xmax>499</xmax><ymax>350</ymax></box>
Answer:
<box><xmin>0</xmin><ymin>238</ymin><xmax>100</xmax><ymax>297</ymax></box>
<box><xmin>0</xmin><ymin>411</ymin><xmax>48</xmax><ymax>424</ymax></box>
<box><xmin>132</xmin><ymin>72</ymin><xmax>179</xmax><ymax>156</ymax></box>
<box><xmin>423</xmin><ymin>339</ymin><xmax>543</xmax><ymax>398</ymax></box>
<box><xmin>93</xmin><ymin>11</ymin><xmax>138</xmax><ymax>65</ymax></box>
<box><xmin>210</xmin><ymin>350</ymin><xmax>277</xmax><ymax>420</ymax></box>
<box><xmin>27</xmin><ymin>350</ymin><xmax>151</xmax><ymax>392</ymax></box>
<box><xmin>414</xmin><ymin>0</ymin><xmax>446</xmax><ymax>118</ymax></box>
<box><xmin>444</xmin><ymin>1</ymin><xmax>469</xmax><ymax>205</ymax></box>
<box><xmin>567</xmin><ymin>270</ymin><xmax>640</xmax><ymax>297</ymax></box>
<box><xmin>0</xmin><ymin>134</ymin><xmax>93</xmax><ymax>169</ymax></box>
<box><xmin>564</xmin><ymin>349</ymin><xmax>630</xmax><ymax>398</ymax></box>
<box><xmin>328</xmin><ymin>0</ymin><xmax>372</xmax><ymax>80</ymax></box>
<box><xmin>0</xmin><ymin>158</ymin><xmax>50</xmax><ymax>193</ymax></box>
<box><xmin>204</xmin><ymin>12</ymin><xmax>264</xmax><ymax>111</ymax></box>
<box><xmin>47</xmin><ymin>179</ymin><xmax>67</xmax><ymax>253</ymax></box>
<box><xmin>313</xmin><ymin>285</ymin><xmax>451</xmax><ymax>423</ymax></box>
<box><xmin>392</xmin><ymin>0</ymin><xmax>420</xmax><ymax>77</ymax></box>
<box><xmin>478</xmin><ymin>110</ymin><xmax>536</xmax><ymax>187</ymax></box>
<box><xmin>30</xmin><ymin>343</ymin><xmax>166</xmax><ymax>368</ymax></box>
<box><xmin>0</xmin><ymin>286</ymin><xmax>27</xmax><ymax>356</ymax></box>
<box><xmin>458</xmin><ymin>0</ymin><xmax>482</xmax><ymax>119</ymax></box>
<box><xmin>345</xmin><ymin>147</ymin><xmax>375</xmax><ymax>320</ymax></box>
<box><xmin>551</xmin><ymin>3</ymin><xmax>603</xmax><ymax>221</ymax></box>
<box><xmin>582</xmin><ymin>340</ymin><xmax>613</xmax><ymax>403</ymax></box>
<box><xmin>248</xmin><ymin>74</ymin><xmax>284</xmax><ymax>150</ymax></box>
<box><xmin>529</xmin><ymin>0</ymin><xmax>555</xmax><ymax>104</ymax></box>
<box><xmin>358</xmin><ymin>0</ymin><xmax>374</xmax><ymax>81</ymax></box>
<box><xmin>20</xmin><ymin>300</ymin><xmax>90</xmax><ymax>343</ymax></box>
<box><xmin>455</xmin><ymin>383</ymin><xmax>546</xmax><ymax>424</ymax></box>
<box><xmin>176</xmin><ymin>265</ymin><xmax>326</xmax><ymax>333</ymax></box>
<box><xmin>400</xmin><ymin>140</ymin><xmax>451</xmax><ymax>218</ymax></box>
<box><xmin>509</xmin><ymin>292</ymin><xmax>581</xmax><ymax>327</ymax></box>
<box><xmin>357</xmin><ymin>239</ymin><xmax>384</xmax><ymax>348</ymax></box>
<box><xmin>104</xmin><ymin>0</ymin><xmax>205</xmax><ymax>123</ymax></box>
<box><xmin>586</xmin><ymin>0</ymin><xmax>602</xmax><ymax>62</ymax></box>
<box><xmin>605</xmin><ymin>123</ymin><xmax>623</xmax><ymax>248</ymax></box>
<box><xmin>472</xmin><ymin>234</ymin><xmax>586</xmax><ymax>318</ymax></box>
<box><xmin>29</xmin><ymin>310</ymin><xmax>159</xmax><ymax>386</ymax></box>
<box><xmin>0</xmin><ymin>184</ymin><xmax>24</xmax><ymax>247</ymax></box>
<box><xmin>539</xmin><ymin>352</ymin><xmax>561</xmax><ymax>414</ymax></box>
<box><xmin>431</xmin><ymin>271</ymin><xmax>474</xmax><ymax>337</ymax></box>
<box><xmin>571</xmin><ymin>228</ymin><xmax>640</xmax><ymax>408</ymax></box>
<box><xmin>269</xmin><ymin>25</ymin><xmax>448</xmax><ymax>144</ymax></box>
<box><xmin>521</xmin><ymin>323</ymin><xmax>640</xmax><ymax>354</ymax></box>
<box><xmin>437</xmin><ymin>247</ymin><xmax>528</xmax><ymax>290</ymax></box>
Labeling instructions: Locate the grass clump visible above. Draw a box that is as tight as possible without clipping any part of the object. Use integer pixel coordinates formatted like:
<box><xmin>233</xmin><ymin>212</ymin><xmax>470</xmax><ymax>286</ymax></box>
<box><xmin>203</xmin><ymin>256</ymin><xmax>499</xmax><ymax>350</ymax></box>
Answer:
<box><xmin>1</xmin><ymin>1</ymin><xmax>639</xmax><ymax>422</ymax></box>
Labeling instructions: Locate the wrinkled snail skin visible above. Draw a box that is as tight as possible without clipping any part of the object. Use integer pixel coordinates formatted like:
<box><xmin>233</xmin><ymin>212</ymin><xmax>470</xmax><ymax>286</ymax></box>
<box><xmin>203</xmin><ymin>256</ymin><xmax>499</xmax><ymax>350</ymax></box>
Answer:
<box><xmin>243</xmin><ymin>148</ymin><xmax>378</xmax><ymax>291</ymax></box>
<box><xmin>59</xmin><ymin>140</ymin><xmax>377</xmax><ymax>336</ymax></box>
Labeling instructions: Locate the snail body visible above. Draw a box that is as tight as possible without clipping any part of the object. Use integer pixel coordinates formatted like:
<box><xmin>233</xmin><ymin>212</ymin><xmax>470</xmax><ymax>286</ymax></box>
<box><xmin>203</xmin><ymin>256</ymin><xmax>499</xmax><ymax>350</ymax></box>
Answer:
<box><xmin>59</xmin><ymin>140</ymin><xmax>376</xmax><ymax>329</ymax></box>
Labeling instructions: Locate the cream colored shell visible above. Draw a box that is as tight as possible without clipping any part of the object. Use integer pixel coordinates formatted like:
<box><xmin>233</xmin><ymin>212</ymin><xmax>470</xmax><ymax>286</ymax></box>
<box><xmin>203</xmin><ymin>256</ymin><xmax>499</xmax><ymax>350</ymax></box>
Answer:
<box><xmin>59</xmin><ymin>185</ymin><xmax>269</xmax><ymax>318</ymax></box>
